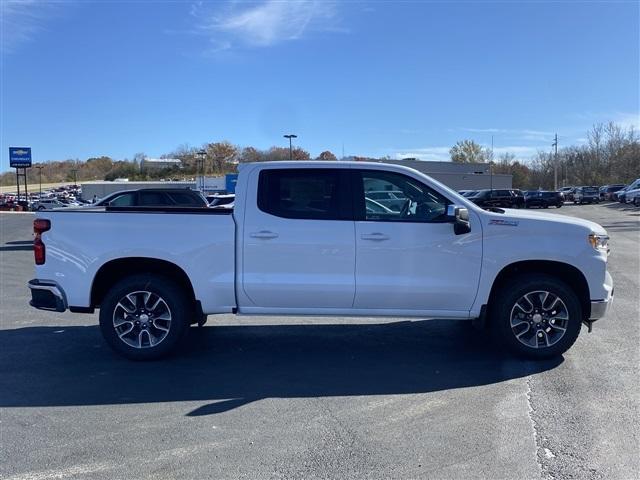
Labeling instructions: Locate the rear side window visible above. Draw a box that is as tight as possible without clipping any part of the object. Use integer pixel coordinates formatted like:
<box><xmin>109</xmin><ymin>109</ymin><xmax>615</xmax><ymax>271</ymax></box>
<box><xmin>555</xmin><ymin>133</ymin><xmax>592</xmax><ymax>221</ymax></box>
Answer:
<box><xmin>258</xmin><ymin>169</ymin><xmax>349</xmax><ymax>220</ymax></box>
<box><xmin>167</xmin><ymin>192</ymin><xmax>205</xmax><ymax>206</ymax></box>
<box><xmin>109</xmin><ymin>193</ymin><xmax>136</xmax><ymax>206</ymax></box>
<box><xmin>139</xmin><ymin>192</ymin><xmax>171</xmax><ymax>206</ymax></box>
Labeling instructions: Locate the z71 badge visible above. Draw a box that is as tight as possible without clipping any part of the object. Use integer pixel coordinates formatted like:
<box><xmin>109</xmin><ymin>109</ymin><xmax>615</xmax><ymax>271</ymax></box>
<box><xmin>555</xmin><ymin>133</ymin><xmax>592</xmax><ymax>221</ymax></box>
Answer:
<box><xmin>489</xmin><ymin>219</ymin><xmax>519</xmax><ymax>226</ymax></box>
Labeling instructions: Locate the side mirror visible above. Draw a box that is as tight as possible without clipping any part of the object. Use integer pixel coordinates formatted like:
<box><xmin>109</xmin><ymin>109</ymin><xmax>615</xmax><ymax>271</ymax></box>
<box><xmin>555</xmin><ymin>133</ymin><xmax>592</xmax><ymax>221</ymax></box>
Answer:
<box><xmin>447</xmin><ymin>204</ymin><xmax>471</xmax><ymax>235</ymax></box>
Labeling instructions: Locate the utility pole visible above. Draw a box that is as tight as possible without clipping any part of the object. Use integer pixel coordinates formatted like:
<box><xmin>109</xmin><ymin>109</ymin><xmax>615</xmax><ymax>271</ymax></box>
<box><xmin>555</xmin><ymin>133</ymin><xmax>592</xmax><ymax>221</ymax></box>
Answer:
<box><xmin>490</xmin><ymin>135</ymin><xmax>494</xmax><ymax>191</ymax></box>
<box><xmin>552</xmin><ymin>133</ymin><xmax>558</xmax><ymax>191</ymax></box>
<box><xmin>284</xmin><ymin>134</ymin><xmax>297</xmax><ymax>160</ymax></box>
<box><xmin>36</xmin><ymin>165</ymin><xmax>44</xmax><ymax>196</ymax></box>
<box><xmin>71</xmin><ymin>169</ymin><xmax>78</xmax><ymax>188</ymax></box>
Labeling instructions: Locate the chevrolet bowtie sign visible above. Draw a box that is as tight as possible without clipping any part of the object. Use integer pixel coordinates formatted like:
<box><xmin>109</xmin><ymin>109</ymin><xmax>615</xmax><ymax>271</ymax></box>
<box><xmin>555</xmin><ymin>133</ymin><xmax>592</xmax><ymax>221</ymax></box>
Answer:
<box><xmin>9</xmin><ymin>147</ymin><xmax>32</xmax><ymax>168</ymax></box>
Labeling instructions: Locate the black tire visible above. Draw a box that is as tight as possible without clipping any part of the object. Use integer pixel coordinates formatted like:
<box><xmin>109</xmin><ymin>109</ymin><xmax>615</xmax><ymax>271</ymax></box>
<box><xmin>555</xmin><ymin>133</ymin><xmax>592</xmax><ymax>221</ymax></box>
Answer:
<box><xmin>37</xmin><ymin>206</ymin><xmax>45</xmax><ymax>211</ymax></box>
<box><xmin>490</xmin><ymin>274</ymin><xmax>582</xmax><ymax>359</ymax></box>
<box><xmin>99</xmin><ymin>274</ymin><xmax>192</xmax><ymax>360</ymax></box>
<box><xmin>556</xmin><ymin>203</ymin><xmax>562</xmax><ymax>208</ymax></box>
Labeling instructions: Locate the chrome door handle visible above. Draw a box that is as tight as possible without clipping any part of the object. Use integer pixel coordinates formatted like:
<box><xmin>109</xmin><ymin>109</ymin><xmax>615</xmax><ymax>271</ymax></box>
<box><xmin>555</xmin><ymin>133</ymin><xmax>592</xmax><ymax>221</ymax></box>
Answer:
<box><xmin>250</xmin><ymin>230</ymin><xmax>279</xmax><ymax>239</ymax></box>
<box><xmin>361</xmin><ymin>233</ymin><xmax>390</xmax><ymax>241</ymax></box>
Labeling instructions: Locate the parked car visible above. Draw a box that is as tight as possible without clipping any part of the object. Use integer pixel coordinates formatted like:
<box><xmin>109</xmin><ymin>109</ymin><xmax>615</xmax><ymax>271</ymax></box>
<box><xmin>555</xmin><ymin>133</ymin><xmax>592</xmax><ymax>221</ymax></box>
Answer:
<box><xmin>208</xmin><ymin>194</ymin><xmax>235</xmax><ymax>208</ymax></box>
<box><xmin>625</xmin><ymin>187</ymin><xmax>640</xmax><ymax>206</ymax></box>
<box><xmin>573</xmin><ymin>186</ymin><xmax>600</xmax><ymax>204</ymax></box>
<box><xmin>600</xmin><ymin>184</ymin><xmax>626</xmax><ymax>201</ymax></box>
<box><xmin>34</xmin><ymin>199</ymin><xmax>68</xmax><ymax>211</ymax></box>
<box><xmin>559</xmin><ymin>186</ymin><xmax>576</xmax><ymax>202</ymax></box>
<box><xmin>510</xmin><ymin>189</ymin><xmax>525</xmax><ymax>207</ymax></box>
<box><xmin>616</xmin><ymin>179</ymin><xmax>640</xmax><ymax>203</ymax></box>
<box><xmin>29</xmin><ymin>161</ymin><xmax>613</xmax><ymax>361</ymax></box>
<box><xmin>364</xmin><ymin>190</ymin><xmax>407</xmax><ymax>212</ymax></box>
<box><xmin>95</xmin><ymin>188</ymin><xmax>208</xmax><ymax>207</ymax></box>
<box><xmin>468</xmin><ymin>189</ymin><xmax>524</xmax><ymax>209</ymax></box>
<box><xmin>365</xmin><ymin>197</ymin><xmax>394</xmax><ymax>214</ymax></box>
<box><xmin>525</xmin><ymin>191</ymin><xmax>563</xmax><ymax>209</ymax></box>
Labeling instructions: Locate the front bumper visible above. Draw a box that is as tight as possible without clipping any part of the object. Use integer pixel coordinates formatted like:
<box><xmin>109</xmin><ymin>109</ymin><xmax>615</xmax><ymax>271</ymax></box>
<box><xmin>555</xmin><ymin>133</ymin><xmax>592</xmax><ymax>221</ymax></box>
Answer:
<box><xmin>590</xmin><ymin>298</ymin><xmax>612</xmax><ymax>320</ymax></box>
<box><xmin>589</xmin><ymin>270</ymin><xmax>614</xmax><ymax>321</ymax></box>
<box><xmin>28</xmin><ymin>279</ymin><xmax>67</xmax><ymax>312</ymax></box>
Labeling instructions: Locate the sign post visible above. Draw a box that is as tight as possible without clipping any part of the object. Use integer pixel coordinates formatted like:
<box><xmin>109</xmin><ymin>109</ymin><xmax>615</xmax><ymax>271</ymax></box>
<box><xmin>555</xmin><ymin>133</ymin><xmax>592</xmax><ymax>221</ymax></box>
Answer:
<box><xmin>9</xmin><ymin>147</ymin><xmax>32</xmax><ymax>209</ymax></box>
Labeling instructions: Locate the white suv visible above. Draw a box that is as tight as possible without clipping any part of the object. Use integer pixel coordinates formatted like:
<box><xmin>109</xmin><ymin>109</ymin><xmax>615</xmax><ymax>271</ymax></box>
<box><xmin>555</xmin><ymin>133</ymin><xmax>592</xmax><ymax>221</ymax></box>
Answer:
<box><xmin>34</xmin><ymin>199</ymin><xmax>67</xmax><ymax>211</ymax></box>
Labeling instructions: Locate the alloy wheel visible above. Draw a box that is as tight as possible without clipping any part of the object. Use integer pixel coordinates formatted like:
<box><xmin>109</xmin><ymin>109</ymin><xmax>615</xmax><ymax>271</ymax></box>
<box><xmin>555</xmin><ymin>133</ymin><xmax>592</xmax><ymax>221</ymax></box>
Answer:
<box><xmin>112</xmin><ymin>290</ymin><xmax>172</xmax><ymax>349</ymax></box>
<box><xmin>509</xmin><ymin>290</ymin><xmax>569</xmax><ymax>349</ymax></box>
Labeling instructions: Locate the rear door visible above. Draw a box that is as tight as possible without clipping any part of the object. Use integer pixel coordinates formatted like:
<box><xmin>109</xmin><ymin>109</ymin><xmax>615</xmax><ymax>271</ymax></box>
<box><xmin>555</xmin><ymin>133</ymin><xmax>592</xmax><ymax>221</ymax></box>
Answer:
<box><xmin>241</xmin><ymin>168</ymin><xmax>356</xmax><ymax>308</ymax></box>
<box><xmin>352</xmin><ymin>169</ymin><xmax>482</xmax><ymax>312</ymax></box>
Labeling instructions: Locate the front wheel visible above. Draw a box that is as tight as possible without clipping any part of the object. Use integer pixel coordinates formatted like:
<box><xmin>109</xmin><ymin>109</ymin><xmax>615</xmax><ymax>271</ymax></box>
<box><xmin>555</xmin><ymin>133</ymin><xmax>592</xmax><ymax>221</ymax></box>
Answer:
<box><xmin>99</xmin><ymin>274</ymin><xmax>192</xmax><ymax>360</ymax></box>
<box><xmin>490</xmin><ymin>274</ymin><xmax>582</xmax><ymax>359</ymax></box>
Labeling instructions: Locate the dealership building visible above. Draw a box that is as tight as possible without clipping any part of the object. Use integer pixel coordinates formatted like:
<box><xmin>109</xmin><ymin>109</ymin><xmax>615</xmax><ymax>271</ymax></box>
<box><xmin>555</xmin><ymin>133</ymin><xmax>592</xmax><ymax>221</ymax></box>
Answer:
<box><xmin>365</xmin><ymin>158</ymin><xmax>512</xmax><ymax>190</ymax></box>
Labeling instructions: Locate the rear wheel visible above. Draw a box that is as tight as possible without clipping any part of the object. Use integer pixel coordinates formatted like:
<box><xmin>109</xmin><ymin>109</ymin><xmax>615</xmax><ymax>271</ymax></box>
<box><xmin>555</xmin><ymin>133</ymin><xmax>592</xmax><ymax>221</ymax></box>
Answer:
<box><xmin>99</xmin><ymin>274</ymin><xmax>191</xmax><ymax>360</ymax></box>
<box><xmin>490</xmin><ymin>274</ymin><xmax>582</xmax><ymax>359</ymax></box>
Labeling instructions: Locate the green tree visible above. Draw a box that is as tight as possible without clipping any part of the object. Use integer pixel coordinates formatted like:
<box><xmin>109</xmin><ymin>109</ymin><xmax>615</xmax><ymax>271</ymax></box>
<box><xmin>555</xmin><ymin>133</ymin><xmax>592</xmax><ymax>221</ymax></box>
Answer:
<box><xmin>450</xmin><ymin>140</ymin><xmax>489</xmax><ymax>163</ymax></box>
<box><xmin>317</xmin><ymin>150</ymin><xmax>337</xmax><ymax>161</ymax></box>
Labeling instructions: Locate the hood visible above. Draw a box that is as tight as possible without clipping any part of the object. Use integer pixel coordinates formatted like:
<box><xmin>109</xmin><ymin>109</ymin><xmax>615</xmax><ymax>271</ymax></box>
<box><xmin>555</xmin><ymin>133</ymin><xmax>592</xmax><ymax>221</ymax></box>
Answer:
<box><xmin>484</xmin><ymin>208</ymin><xmax>608</xmax><ymax>235</ymax></box>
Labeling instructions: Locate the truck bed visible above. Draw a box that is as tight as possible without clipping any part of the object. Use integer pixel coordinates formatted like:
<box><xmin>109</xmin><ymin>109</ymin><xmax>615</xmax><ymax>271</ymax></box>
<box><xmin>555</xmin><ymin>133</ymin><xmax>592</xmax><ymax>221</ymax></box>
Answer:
<box><xmin>34</xmin><ymin>208</ymin><xmax>237</xmax><ymax>313</ymax></box>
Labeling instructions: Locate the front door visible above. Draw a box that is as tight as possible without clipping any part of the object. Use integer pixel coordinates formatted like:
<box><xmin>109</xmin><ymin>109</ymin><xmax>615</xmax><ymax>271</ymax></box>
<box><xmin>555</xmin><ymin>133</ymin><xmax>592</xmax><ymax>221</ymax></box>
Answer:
<box><xmin>352</xmin><ymin>169</ymin><xmax>482</xmax><ymax>313</ymax></box>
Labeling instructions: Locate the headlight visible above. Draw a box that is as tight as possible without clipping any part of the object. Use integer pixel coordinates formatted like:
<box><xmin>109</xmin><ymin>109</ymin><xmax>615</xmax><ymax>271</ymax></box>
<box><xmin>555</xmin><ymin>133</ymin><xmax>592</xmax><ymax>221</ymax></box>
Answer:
<box><xmin>588</xmin><ymin>233</ymin><xmax>609</xmax><ymax>252</ymax></box>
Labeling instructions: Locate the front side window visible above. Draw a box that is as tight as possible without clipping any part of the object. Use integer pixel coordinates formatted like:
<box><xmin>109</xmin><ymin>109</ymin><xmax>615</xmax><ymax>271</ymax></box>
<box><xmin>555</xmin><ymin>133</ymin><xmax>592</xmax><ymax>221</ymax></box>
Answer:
<box><xmin>356</xmin><ymin>170</ymin><xmax>449</xmax><ymax>222</ymax></box>
<box><xmin>258</xmin><ymin>169</ymin><xmax>347</xmax><ymax>220</ymax></box>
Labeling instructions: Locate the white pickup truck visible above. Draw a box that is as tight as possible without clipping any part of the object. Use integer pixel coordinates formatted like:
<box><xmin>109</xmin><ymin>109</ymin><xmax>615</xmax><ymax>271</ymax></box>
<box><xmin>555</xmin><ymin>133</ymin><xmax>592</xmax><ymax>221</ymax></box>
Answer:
<box><xmin>28</xmin><ymin>161</ymin><xmax>613</xmax><ymax>360</ymax></box>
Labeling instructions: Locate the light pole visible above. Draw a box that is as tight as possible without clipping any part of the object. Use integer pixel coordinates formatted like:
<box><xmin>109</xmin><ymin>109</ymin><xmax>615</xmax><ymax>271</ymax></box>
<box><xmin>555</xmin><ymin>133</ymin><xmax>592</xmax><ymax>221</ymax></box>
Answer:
<box><xmin>552</xmin><ymin>133</ymin><xmax>558</xmax><ymax>191</ymax></box>
<box><xmin>35</xmin><ymin>165</ymin><xmax>44</xmax><ymax>196</ymax></box>
<box><xmin>196</xmin><ymin>149</ymin><xmax>207</xmax><ymax>192</ymax></box>
<box><xmin>283</xmin><ymin>134</ymin><xmax>297</xmax><ymax>160</ymax></box>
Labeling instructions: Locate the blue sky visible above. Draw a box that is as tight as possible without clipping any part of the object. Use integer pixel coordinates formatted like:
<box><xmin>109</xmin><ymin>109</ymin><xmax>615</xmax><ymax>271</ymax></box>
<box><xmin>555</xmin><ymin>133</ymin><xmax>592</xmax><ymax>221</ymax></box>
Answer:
<box><xmin>1</xmin><ymin>0</ymin><xmax>638</xmax><ymax>170</ymax></box>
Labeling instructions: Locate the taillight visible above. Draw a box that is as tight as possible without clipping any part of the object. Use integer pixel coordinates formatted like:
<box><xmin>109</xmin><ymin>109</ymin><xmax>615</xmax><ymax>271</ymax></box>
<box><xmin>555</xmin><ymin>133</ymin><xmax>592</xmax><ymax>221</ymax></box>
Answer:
<box><xmin>33</xmin><ymin>219</ymin><xmax>51</xmax><ymax>265</ymax></box>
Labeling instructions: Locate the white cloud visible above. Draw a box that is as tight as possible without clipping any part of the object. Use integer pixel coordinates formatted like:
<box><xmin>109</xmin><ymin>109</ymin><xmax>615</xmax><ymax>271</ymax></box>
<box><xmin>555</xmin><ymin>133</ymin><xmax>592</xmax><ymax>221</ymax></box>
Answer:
<box><xmin>194</xmin><ymin>0</ymin><xmax>341</xmax><ymax>50</ymax></box>
<box><xmin>569</xmin><ymin>111</ymin><xmax>640</xmax><ymax>131</ymax></box>
<box><xmin>459</xmin><ymin>127</ymin><xmax>555</xmax><ymax>141</ymax></box>
<box><xmin>613</xmin><ymin>112</ymin><xmax>640</xmax><ymax>131</ymax></box>
<box><xmin>394</xmin><ymin>147</ymin><xmax>451</xmax><ymax>162</ymax></box>
<box><xmin>394</xmin><ymin>144</ymin><xmax>547</xmax><ymax>162</ymax></box>
<box><xmin>490</xmin><ymin>146</ymin><xmax>546</xmax><ymax>158</ymax></box>
<box><xmin>0</xmin><ymin>0</ymin><xmax>58</xmax><ymax>54</ymax></box>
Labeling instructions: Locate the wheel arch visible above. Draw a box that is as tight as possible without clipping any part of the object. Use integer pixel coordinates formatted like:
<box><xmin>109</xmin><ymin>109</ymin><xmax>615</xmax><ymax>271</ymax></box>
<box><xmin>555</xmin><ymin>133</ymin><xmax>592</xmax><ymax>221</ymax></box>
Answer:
<box><xmin>487</xmin><ymin>260</ymin><xmax>591</xmax><ymax>319</ymax></box>
<box><xmin>91</xmin><ymin>257</ymin><xmax>197</xmax><ymax>308</ymax></box>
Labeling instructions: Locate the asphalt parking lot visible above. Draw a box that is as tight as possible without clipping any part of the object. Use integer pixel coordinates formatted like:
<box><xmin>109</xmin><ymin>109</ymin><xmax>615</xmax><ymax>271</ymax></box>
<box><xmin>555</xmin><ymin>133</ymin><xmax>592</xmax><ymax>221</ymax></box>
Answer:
<box><xmin>1</xmin><ymin>203</ymin><xmax>638</xmax><ymax>480</ymax></box>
